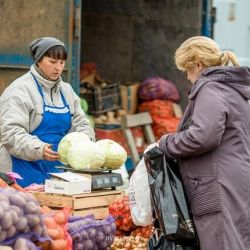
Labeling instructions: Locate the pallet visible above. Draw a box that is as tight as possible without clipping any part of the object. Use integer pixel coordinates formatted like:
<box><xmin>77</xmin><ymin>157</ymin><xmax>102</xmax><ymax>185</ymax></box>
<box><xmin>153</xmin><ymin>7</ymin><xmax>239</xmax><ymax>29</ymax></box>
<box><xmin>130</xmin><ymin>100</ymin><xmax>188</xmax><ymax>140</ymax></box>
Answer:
<box><xmin>31</xmin><ymin>189</ymin><xmax>123</xmax><ymax>219</ymax></box>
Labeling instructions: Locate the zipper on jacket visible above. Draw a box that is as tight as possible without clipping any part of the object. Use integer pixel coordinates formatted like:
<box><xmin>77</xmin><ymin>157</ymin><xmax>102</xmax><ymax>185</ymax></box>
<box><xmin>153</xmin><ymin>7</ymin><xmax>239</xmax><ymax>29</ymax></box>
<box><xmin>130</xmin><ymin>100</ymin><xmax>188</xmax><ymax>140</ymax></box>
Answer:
<box><xmin>50</xmin><ymin>85</ymin><xmax>57</xmax><ymax>106</ymax></box>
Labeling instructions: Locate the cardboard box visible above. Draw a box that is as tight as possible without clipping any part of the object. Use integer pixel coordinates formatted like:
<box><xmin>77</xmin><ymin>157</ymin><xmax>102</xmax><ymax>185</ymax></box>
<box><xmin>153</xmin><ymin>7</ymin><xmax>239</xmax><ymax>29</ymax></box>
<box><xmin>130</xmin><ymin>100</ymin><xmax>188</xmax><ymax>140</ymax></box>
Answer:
<box><xmin>45</xmin><ymin>172</ymin><xmax>91</xmax><ymax>195</ymax></box>
<box><xmin>120</xmin><ymin>83</ymin><xmax>139</xmax><ymax>114</ymax></box>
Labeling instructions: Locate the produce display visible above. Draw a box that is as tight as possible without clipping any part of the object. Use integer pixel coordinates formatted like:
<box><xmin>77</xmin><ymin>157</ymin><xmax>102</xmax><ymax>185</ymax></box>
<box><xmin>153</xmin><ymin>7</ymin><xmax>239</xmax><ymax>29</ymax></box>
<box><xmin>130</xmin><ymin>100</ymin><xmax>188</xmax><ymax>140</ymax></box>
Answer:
<box><xmin>0</xmin><ymin>186</ymin><xmax>153</xmax><ymax>250</ymax></box>
<box><xmin>0</xmin><ymin>135</ymin><xmax>151</xmax><ymax>250</ymax></box>
<box><xmin>93</xmin><ymin>110</ymin><xmax>126</xmax><ymax>126</ymax></box>
<box><xmin>43</xmin><ymin>207</ymin><xmax>72</xmax><ymax>250</ymax></box>
<box><xmin>0</xmin><ymin>187</ymin><xmax>49</xmax><ymax>246</ymax></box>
<box><xmin>109</xmin><ymin>195</ymin><xmax>136</xmax><ymax>232</ymax></box>
<box><xmin>1</xmin><ymin>237</ymin><xmax>38</xmax><ymax>250</ymax></box>
<box><xmin>58</xmin><ymin>132</ymin><xmax>127</xmax><ymax>170</ymax></box>
<box><xmin>130</xmin><ymin>225</ymin><xmax>153</xmax><ymax>239</ymax></box>
<box><xmin>68</xmin><ymin>214</ymin><xmax>116</xmax><ymax>250</ymax></box>
<box><xmin>109</xmin><ymin>195</ymin><xmax>154</xmax><ymax>250</ymax></box>
<box><xmin>111</xmin><ymin>236</ymin><xmax>148</xmax><ymax>250</ymax></box>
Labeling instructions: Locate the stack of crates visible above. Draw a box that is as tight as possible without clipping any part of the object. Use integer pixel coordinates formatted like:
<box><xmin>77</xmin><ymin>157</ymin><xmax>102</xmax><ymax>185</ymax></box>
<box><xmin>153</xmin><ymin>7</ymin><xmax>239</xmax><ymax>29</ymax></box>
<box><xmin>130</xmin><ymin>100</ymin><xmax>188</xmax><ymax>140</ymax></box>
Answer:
<box><xmin>80</xmin><ymin>83</ymin><xmax>121</xmax><ymax>115</ymax></box>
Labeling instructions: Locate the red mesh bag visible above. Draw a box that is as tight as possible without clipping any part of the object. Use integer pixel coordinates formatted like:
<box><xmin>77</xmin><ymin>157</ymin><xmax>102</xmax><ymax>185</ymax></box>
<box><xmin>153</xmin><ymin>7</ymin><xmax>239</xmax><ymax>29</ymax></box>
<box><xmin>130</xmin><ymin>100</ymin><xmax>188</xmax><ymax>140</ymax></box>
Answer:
<box><xmin>108</xmin><ymin>195</ymin><xmax>136</xmax><ymax>232</ymax></box>
<box><xmin>139</xmin><ymin>100</ymin><xmax>181</xmax><ymax>140</ymax></box>
<box><xmin>153</xmin><ymin>117</ymin><xmax>180</xmax><ymax>140</ymax></box>
<box><xmin>43</xmin><ymin>207</ymin><xmax>72</xmax><ymax>250</ymax></box>
<box><xmin>139</xmin><ymin>100</ymin><xmax>175</xmax><ymax>119</ymax></box>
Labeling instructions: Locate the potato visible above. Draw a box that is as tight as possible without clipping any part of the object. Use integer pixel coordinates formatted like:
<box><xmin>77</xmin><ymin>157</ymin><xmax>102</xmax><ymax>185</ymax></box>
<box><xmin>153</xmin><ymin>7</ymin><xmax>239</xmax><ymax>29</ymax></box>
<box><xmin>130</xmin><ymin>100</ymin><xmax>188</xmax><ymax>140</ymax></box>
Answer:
<box><xmin>0</xmin><ymin>201</ymin><xmax>10</xmax><ymax>211</ymax></box>
<box><xmin>0</xmin><ymin>193</ymin><xmax>9</xmax><ymax>203</ymax></box>
<box><xmin>10</xmin><ymin>210</ymin><xmax>19</xmax><ymax>225</ymax></box>
<box><xmin>0</xmin><ymin>230</ymin><xmax>7</xmax><ymax>242</ymax></box>
<box><xmin>6</xmin><ymin>225</ymin><xmax>16</xmax><ymax>238</ymax></box>
<box><xmin>0</xmin><ymin>246</ymin><xmax>13</xmax><ymax>250</ymax></box>
<box><xmin>32</xmin><ymin>224</ymin><xmax>43</xmax><ymax>236</ymax></box>
<box><xmin>15</xmin><ymin>217</ymin><xmax>28</xmax><ymax>231</ymax></box>
<box><xmin>25</xmin><ymin>201</ymin><xmax>39</xmax><ymax>214</ymax></box>
<box><xmin>10</xmin><ymin>205</ymin><xmax>23</xmax><ymax>216</ymax></box>
<box><xmin>0</xmin><ymin>207</ymin><xmax>4</xmax><ymax>220</ymax></box>
<box><xmin>9</xmin><ymin>194</ymin><xmax>26</xmax><ymax>207</ymax></box>
<box><xmin>41</xmin><ymin>227</ymin><xmax>49</xmax><ymax>238</ymax></box>
<box><xmin>13</xmin><ymin>237</ymin><xmax>35</xmax><ymax>250</ymax></box>
<box><xmin>26</xmin><ymin>214</ymin><xmax>40</xmax><ymax>227</ymax></box>
<box><xmin>1</xmin><ymin>211</ymin><xmax>13</xmax><ymax>230</ymax></box>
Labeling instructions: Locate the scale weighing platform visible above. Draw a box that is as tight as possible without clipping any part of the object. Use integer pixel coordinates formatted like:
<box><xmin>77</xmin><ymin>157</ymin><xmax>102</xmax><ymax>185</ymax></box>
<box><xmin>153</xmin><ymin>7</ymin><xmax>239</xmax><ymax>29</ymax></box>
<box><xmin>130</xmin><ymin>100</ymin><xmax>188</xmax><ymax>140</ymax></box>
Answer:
<box><xmin>56</xmin><ymin>166</ymin><xmax>124</xmax><ymax>190</ymax></box>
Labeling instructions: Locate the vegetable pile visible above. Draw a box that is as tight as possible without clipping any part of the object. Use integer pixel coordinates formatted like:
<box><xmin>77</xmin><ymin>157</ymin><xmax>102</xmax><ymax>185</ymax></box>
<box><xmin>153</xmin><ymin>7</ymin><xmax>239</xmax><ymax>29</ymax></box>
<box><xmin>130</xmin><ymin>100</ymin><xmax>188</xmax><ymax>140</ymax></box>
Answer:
<box><xmin>1</xmin><ymin>237</ymin><xmax>38</xmax><ymax>250</ymax></box>
<box><xmin>109</xmin><ymin>195</ymin><xmax>136</xmax><ymax>232</ymax></box>
<box><xmin>111</xmin><ymin>236</ymin><xmax>148</xmax><ymax>250</ymax></box>
<box><xmin>42</xmin><ymin>207</ymin><xmax>72</xmax><ymax>250</ymax></box>
<box><xmin>0</xmin><ymin>187</ymin><xmax>48</xmax><ymax>246</ymax></box>
<box><xmin>130</xmin><ymin>225</ymin><xmax>153</xmax><ymax>238</ymax></box>
<box><xmin>58</xmin><ymin>132</ymin><xmax>127</xmax><ymax>170</ymax></box>
<box><xmin>68</xmin><ymin>214</ymin><xmax>116</xmax><ymax>250</ymax></box>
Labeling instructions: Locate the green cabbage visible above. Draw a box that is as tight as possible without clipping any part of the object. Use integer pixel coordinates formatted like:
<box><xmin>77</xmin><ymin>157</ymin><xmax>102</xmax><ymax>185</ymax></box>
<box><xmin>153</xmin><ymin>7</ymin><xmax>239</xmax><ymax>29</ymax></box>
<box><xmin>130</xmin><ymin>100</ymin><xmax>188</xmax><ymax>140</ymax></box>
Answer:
<box><xmin>96</xmin><ymin>139</ymin><xmax>127</xmax><ymax>169</ymax></box>
<box><xmin>67</xmin><ymin>141</ymin><xmax>105</xmax><ymax>170</ymax></box>
<box><xmin>58</xmin><ymin>132</ymin><xmax>90</xmax><ymax>165</ymax></box>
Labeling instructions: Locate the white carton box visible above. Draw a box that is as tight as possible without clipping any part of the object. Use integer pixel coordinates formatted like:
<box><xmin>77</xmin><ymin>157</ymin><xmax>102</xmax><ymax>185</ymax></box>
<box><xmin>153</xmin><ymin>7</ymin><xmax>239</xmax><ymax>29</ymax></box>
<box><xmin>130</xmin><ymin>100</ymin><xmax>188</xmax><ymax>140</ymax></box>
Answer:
<box><xmin>45</xmin><ymin>172</ymin><xmax>91</xmax><ymax>195</ymax></box>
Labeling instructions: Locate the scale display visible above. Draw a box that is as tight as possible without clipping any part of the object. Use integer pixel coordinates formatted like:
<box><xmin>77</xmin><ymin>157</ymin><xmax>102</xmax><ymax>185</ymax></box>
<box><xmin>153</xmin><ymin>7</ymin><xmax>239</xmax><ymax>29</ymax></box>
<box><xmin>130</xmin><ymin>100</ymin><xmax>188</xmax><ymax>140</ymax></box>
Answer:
<box><xmin>56</xmin><ymin>166</ymin><xmax>124</xmax><ymax>190</ymax></box>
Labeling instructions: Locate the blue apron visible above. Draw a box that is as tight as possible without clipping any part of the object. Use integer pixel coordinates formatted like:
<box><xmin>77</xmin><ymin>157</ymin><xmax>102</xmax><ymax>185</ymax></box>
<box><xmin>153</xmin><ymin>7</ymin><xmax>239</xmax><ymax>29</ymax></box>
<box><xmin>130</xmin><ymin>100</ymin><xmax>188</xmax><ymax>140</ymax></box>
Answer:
<box><xmin>12</xmin><ymin>74</ymin><xmax>71</xmax><ymax>187</ymax></box>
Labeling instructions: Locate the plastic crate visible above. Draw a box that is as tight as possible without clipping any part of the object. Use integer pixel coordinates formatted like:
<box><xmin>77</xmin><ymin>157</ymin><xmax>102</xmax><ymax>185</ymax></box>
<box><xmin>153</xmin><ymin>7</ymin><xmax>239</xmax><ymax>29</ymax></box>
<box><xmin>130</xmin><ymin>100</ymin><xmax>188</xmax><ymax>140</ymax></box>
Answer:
<box><xmin>80</xmin><ymin>83</ymin><xmax>121</xmax><ymax>115</ymax></box>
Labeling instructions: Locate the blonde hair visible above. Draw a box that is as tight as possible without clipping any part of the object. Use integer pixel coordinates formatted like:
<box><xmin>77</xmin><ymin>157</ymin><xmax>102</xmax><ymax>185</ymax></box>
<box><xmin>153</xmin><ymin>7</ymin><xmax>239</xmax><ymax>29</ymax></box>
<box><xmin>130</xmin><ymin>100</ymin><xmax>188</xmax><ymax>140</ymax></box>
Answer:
<box><xmin>175</xmin><ymin>36</ymin><xmax>239</xmax><ymax>71</ymax></box>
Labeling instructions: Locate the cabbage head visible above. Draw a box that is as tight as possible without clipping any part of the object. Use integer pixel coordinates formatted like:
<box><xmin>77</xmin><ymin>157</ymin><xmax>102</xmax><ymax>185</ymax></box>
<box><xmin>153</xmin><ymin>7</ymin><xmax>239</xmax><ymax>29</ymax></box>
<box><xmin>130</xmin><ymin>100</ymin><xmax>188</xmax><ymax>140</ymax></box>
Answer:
<box><xmin>96</xmin><ymin>139</ymin><xmax>127</xmax><ymax>169</ymax></box>
<box><xmin>58</xmin><ymin>132</ymin><xmax>90</xmax><ymax>165</ymax></box>
<box><xmin>67</xmin><ymin>140</ymin><xmax>105</xmax><ymax>170</ymax></box>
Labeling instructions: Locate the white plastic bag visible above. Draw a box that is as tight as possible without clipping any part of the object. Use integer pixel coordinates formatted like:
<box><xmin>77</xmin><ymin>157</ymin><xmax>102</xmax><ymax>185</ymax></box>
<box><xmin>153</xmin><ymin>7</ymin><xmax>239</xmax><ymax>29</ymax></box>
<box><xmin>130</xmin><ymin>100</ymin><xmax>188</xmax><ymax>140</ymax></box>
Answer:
<box><xmin>128</xmin><ymin>157</ymin><xmax>153</xmax><ymax>226</ymax></box>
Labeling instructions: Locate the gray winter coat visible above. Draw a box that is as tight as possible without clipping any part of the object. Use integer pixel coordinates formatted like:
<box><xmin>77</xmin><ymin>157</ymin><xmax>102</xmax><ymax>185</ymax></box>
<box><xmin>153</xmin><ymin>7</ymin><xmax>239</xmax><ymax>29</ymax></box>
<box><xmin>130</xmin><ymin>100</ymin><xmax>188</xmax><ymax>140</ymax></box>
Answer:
<box><xmin>0</xmin><ymin>65</ymin><xmax>95</xmax><ymax>172</ymax></box>
<box><xmin>159</xmin><ymin>66</ymin><xmax>250</xmax><ymax>250</ymax></box>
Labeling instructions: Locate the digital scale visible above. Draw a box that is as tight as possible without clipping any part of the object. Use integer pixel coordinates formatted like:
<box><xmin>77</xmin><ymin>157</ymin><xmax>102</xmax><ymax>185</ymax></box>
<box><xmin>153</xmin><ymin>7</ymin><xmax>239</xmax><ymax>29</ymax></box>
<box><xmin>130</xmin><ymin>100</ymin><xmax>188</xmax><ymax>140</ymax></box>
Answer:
<box><xmin>56</xmin><ymin>166</ymin><xmax>124</xmax><ymax>190</ymax></box>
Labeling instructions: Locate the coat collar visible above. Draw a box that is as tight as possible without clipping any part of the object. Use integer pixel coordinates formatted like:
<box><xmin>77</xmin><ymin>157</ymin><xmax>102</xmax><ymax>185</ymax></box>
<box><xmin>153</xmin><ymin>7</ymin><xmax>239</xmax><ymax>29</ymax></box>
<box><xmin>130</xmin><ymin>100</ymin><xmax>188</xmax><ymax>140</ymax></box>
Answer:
<box><xmin>30</xmin><ymin>64</ymin><xmax>62</xmax><ymax>92</ymax></box>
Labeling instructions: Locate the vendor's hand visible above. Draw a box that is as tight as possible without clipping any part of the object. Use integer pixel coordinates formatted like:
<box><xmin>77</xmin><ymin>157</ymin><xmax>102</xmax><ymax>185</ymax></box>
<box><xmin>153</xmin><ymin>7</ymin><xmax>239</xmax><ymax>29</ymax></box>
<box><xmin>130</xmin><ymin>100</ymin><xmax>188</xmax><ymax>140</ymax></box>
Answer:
<box><xmin>43</xmin><ymin>144</ymin><xmax>59</xmax><ymax>161</ymax></box>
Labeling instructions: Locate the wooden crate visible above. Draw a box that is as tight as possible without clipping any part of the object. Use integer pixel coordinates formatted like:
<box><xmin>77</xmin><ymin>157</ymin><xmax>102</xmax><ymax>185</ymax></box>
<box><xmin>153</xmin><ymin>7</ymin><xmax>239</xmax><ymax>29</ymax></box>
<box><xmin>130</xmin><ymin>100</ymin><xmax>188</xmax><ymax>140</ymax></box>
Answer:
<box><xmin>31</xmin><ymin>190</ymin><xmax>123</xmax><ymax>219</ymax></box>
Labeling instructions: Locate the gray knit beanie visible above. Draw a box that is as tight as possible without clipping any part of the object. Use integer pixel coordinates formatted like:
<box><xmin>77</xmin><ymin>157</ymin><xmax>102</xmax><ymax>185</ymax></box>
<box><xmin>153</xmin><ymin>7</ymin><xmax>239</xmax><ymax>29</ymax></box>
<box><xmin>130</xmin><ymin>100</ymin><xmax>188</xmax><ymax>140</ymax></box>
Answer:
<box><xmin>29</xmin><ymin>37</ymin><xmax>65</xmax><ymax>63</ymax></box>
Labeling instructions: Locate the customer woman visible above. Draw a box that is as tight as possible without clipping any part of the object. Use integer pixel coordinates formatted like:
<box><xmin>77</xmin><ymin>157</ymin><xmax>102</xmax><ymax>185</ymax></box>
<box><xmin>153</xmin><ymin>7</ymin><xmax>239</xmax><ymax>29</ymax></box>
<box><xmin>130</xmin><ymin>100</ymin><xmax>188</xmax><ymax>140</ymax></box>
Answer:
<box><xmin>0</xmin><ymin>37</ymin><xmax>95</xmax><ymax>187</ymax></box>
<box><xmin>158</xmin><ymin>36</ymin><xmax>250</xmax><ymax>249</ymax></box>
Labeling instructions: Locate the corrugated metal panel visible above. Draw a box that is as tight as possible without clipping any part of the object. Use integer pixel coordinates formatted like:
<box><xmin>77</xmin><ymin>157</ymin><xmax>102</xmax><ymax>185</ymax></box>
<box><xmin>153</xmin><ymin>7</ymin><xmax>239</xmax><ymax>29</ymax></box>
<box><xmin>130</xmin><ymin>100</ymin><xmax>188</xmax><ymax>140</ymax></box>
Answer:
<box><xmin>0</xmin><ymin>0</ymin><xmax>78</xmax><ymax>93</ymax></box>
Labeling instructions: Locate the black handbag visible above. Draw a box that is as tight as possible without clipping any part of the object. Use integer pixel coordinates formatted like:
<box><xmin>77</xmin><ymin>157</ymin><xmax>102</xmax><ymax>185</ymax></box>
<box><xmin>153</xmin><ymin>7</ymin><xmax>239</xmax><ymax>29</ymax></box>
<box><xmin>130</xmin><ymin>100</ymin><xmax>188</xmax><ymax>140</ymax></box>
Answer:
<box><xmin>144</xmin><ymin>146</ymin><xmax>199</xmax><ymax>249</ymax></box>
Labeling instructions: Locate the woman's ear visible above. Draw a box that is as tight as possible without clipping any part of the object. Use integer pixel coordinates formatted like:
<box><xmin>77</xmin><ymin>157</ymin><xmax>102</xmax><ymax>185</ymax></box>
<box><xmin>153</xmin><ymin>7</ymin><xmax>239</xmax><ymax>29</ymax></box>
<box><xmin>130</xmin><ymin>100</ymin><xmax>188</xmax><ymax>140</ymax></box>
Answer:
<box><xmin>197</xmin><ymin>62</ymin><xmax>203</xmax><ymax>71</ymax></box>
